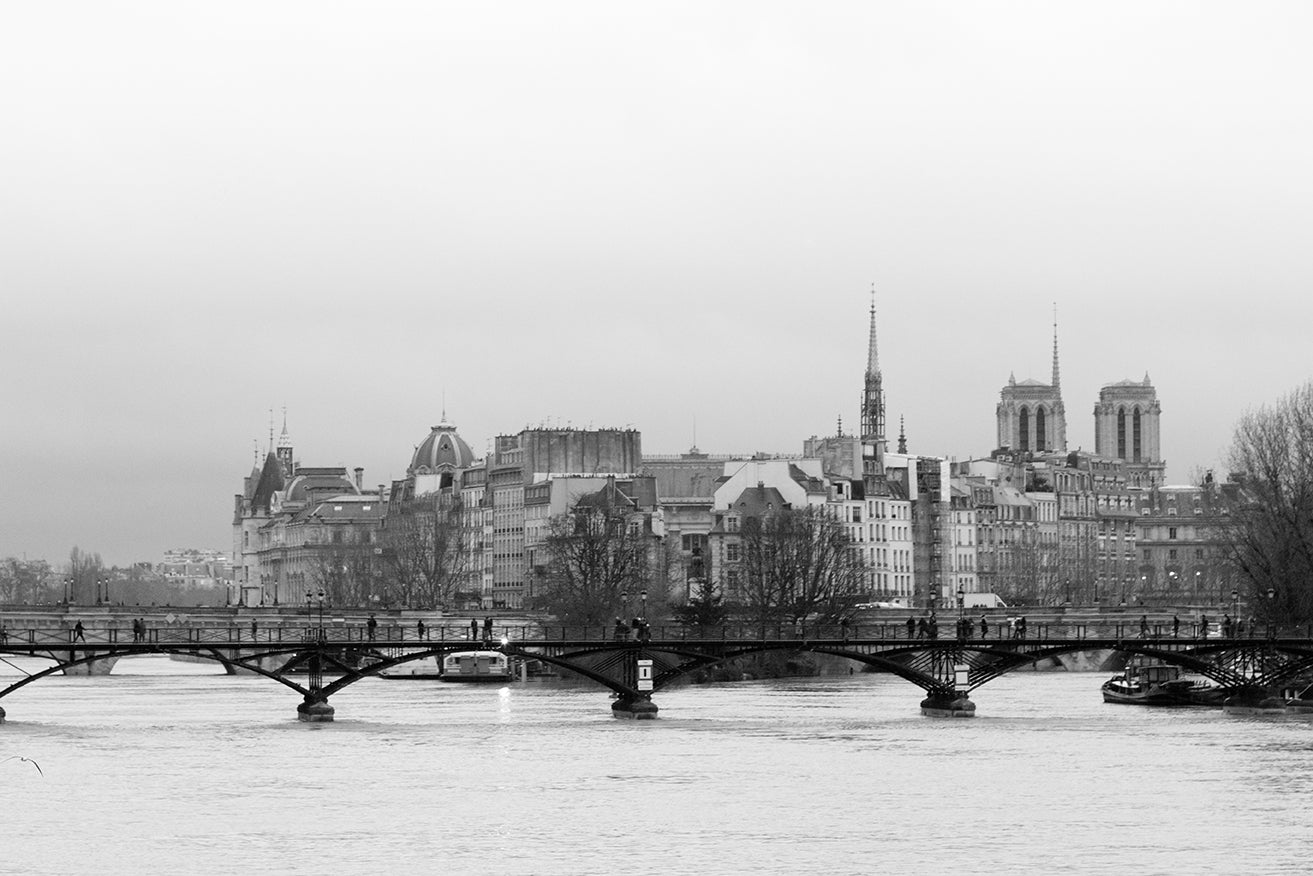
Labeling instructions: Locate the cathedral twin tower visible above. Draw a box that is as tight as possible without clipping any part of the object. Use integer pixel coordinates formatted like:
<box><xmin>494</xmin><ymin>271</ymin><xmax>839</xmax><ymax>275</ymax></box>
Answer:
<box><xmin>995</xmin><ymin>320</ymin><xmax>1164</xmax><ymax>487</ymax></box>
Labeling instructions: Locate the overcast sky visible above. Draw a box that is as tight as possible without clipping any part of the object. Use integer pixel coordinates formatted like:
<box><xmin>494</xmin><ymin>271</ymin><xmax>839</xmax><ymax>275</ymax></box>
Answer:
<box><xmin>3</xmin><ymin>2</ymin><xmax>1311</xmax><ymax>566</ymax></box>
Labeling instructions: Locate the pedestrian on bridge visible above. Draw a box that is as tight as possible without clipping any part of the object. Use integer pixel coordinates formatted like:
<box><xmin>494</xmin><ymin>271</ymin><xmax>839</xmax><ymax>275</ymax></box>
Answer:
<box><xmin>469</xmin><ymin>618</ymin><xmax>479</xmax><ymax>641</ymax></box>
<box><xmin>927</xmin><ymin>616</ymin><xmax>938</xmax><ymax>640</ymax></box>
<box><xmin>1172</xmin><ymin>615</ymin><xmax>1180</xmax><ymax>637</ymax></box>
<box><xmin>367</xmin><ymin>614</ymin><xmax>377</xmax><ymax>642</ymax></box>
<box><xmin>483</xmin><ymin>616</ymin><xmax>494</xmax><ymax>645</ymax></box>
<box><xmin>980</xmin><ymin>615</ymin><xmax>989</xmax><ymax>638</ymax></box>
<box><xmin>916</xmin><ymin>617</ymin><xmax>927</xmax><ymax>640</ymax></box>
<box><xmin>73</xmin><ymin>621</ymin><xmax>85</xmax><ymax>642</ymax></box>
<box><xmin>1199</xmin><ymin>614</ymin><xmax>1209</xmax><ymax>639</ymax></box>
<box><xmin>417</xmin><ymin>619</ymin><xmax>427</xmax><ymax>641</ymax></box>
<box><xmin>250</xmin><ymin>619</ymin><xmax>258</xmax><ymax>642</ymax></box>
<box><xmin>1139</xmin><ymin>615</ymin><xmax>1149</xmax><ymax>638</ymax></box>
<box><xmin>1222</xmin><ymin>614</ymin><xmax>1233</xmax><ymax>638</ymax></box>
<box><xmin>906</xmin><ymin>616</ymin><xmax>915</xmax><ymax>639</ymax></box>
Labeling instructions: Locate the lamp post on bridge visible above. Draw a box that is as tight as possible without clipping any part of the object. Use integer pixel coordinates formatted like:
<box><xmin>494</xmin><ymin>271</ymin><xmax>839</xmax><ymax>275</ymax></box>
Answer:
<box><xmin>640</xmin><ymin>589</ymin><xmax>649</xmax><ymax>641</ymax></box>
<box><xmin>297</xmin><ymin>586</ymin><xmax>333</xmax><ymax>723</ymax></box>
<box><xmin>306</xmin><ymin>588</ymin><xmax>326</xmax><ymax>642</ymax></box>
<box><xmin>1231</xmin><ymin>588</ymin><xmax>1239</xmax><ymax>639</ymax></box>
<box><xmin>1267</xmin><ymin>586</ymin><xmax>1275</xmax><ymax>639</ymax></box>
<box><xmin>63</xmin><ymin>577</ymin><xmax>72</xmax><ymax>606</ymax></box>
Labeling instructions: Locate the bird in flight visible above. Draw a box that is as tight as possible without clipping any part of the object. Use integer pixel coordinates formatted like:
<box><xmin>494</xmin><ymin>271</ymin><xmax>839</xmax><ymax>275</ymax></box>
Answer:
<box><xmin>2</xmin><ymin>755</ymin><xmax>43</xmax><ymax>776</ymax></box>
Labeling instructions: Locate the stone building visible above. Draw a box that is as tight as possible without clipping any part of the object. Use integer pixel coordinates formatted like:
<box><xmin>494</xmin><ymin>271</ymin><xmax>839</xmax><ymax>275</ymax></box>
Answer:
<box><xmin>232</xmin><ymin>420</ymin><xmax>385</xmax><ymax>606</ymax></box>
<box><xmin>996</xmin><ymin>321</ymin><xmax>1068</xmax><ymax>454</ymax></box>
<box><xmin>1094</xmin><ymin>376</ymin><xmax>1165</xmax><ymax>488</ymax></box>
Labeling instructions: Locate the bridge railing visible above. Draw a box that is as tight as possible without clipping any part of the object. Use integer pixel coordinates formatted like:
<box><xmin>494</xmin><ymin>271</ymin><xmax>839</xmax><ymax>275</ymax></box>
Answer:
<box><xmin>2</xmin><ymin>619</ymin><xmax>1308</xmax><ymax>648</ymax></box>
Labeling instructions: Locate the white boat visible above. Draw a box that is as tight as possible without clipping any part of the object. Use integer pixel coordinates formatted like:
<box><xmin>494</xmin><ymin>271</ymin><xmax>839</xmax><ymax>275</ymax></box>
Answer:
<box><xmin>1101</xmin><ymin>658</ymin><xmax>1217</xmax><ymax>706</ymax></box>
<box><xmin>378</xmin><ymin>654</ymin><xmax>443</xmax><ymax>680</ymax></box>
<box><xmin>440</xmin><ymin>650</ymin><xmax>514</xmax><ymax>683</ymax></box>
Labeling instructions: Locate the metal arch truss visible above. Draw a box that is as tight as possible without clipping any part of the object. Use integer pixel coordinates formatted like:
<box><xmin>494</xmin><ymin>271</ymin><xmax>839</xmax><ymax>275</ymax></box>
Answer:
<box><xmin>5</xmin><ymin>636</ymin><xmax>1313</xmax><ymax>713</ymax></box>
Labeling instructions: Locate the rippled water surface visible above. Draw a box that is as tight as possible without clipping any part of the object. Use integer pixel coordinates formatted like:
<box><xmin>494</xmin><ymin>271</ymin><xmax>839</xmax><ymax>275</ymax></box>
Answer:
<box><xmin>4</xmin><ymin>656</ymin><xmax>1313</xmax><ymax>875</ymax></box>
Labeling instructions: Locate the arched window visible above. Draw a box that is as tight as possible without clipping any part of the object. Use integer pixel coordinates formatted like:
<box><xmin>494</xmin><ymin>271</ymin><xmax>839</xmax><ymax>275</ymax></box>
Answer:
<box><xmin>1133</xmin><ymin>407</ymin><xmax>1142</xmax><ymax>462</ymax></box>
<box><xmin>1117</xmin><ymin>407</ymin><xmax>1127</xmax><ymax>459</ymax></box>
<box><xmin>1036</xmin><ymin>406</ymin><xmax>1048</xmax><ymax>451</ymax></box>
<box><xmin>1019</xmin><ymin>407</ymin><xmax>1030</xmax><ymax>452</ymax></box>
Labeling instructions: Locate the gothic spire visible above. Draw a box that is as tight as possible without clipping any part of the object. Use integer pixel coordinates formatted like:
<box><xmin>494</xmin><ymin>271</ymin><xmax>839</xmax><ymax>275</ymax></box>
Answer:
<box><xmin>1051</xmin><ymin>303</ymin><xmax>1061</xmax><ymax>390</ymax></box>
<box><xmin>860</xmin><ymin>287</ymin><xmax>886</xmax><ymax>444</ymax></box>
<box><xmin>866</xmin><ymin>285</ymin><xmax>881</xmax><ymax>378</ymax></box>
<box><xmin>277</xmin><ymin>405</ymin><xmax>292</xmax><ymax>449</ymax></box>
<box><xmin>898</xmin><ymin>415</ymin><xmax>907</xmax><ymax>454</ymax></box>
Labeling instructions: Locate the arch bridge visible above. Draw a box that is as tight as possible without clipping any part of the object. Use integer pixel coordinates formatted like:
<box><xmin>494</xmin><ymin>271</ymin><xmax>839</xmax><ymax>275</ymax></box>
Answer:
<box><xmin>2</xmin><ymin>623</ymin><xmax>1312</xmax><ymax>722</ymax></box>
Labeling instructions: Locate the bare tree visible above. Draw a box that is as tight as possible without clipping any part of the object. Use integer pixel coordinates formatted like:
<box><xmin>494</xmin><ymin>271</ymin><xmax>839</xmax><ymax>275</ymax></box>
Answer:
<box><xmin>736</xmin><ymin>505</ymin><xmax>866</xmax><ymax>629</ymax></box>
<box><xmin>996</xmin><ymin>534</ymin><xmax>1062</xmax><ymax>606</ymax></box>
<box><xmin>539</xmin><ymin>497</ymin><xmax>652</xmax><ymax>626</ymax></box>
<box><xmin>1219</xmin><ymin>381</ymin><xmax>1313</xmax><ymax>625</ymax></box>
<box><xmin>0</xmin><ymin>558</ymin><xmax>54</xmax><ymax>603</ymax></box>
<box><xmin>66</xmin><ymin>546</ymin><xmax>104</xmax><ymax>604</ymax></box>
<box><xmin>379</xmin><ymin>494</ymin><xmax>470</xmax><ymax>608</ymax></box>
<box><xmin>309</xmin><ymin>547</ymin><xmax>376</xmax><ymax>607</ymax></box>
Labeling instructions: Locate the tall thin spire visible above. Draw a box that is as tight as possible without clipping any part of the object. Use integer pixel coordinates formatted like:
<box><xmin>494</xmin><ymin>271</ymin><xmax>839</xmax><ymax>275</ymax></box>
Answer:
<box><xmin>860</xmin><ymin>286</ymin><xmax>888</xmax><ymax>493</ymax></box>
<box><xmin>898</xmin><ymin>415</ymin><xmax>907</xmax><ymax>454</ymax></box>
<box><xmin>1051</xmin><ymin>303</ymin><xmax>1061</xmax><ymax>390</ymax></box>
<box><xmin>866</xmin><ymin>284</ymin><xmax>881</xmax><ymax>378</ymax></box>
<box><xmin>268</xmin><ymin>408</ymin><xmax>275</xmax><ymax>451</ymax></box>
<box><xmin>275</xmin><ymin>407</ymin><xmax>291</xmax><ymax>449</ymax></box>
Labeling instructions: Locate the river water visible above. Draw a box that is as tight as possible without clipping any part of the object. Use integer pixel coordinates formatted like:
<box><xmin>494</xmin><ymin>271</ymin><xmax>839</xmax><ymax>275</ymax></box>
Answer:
<box><xmin>3</xmin><ymin>655</ymin><xmax>1312</xmax><ymax>876</ymax></box>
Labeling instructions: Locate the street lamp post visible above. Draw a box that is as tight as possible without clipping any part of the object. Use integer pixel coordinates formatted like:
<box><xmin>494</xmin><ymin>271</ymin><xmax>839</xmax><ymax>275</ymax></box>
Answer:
<box><xmin>63</xmin><ymin>577</ymin><xmax>72</xmax><ymax>605</ymax></box>
<box><xmin>98</xmin><ymin>575</ymin><xmax>109</xmax><ymax>605</ymax></box>
<box><xmin>1231</xmin><ymin>588</ymin><xmax>1239</xmax><ymax>638</ymax></box>
<box><xmin>640</xmin><ymin>589</ymin><xmax>649</xmax><ymax>641</ymax></box>
<box><xmin>305</xmin><ymin>589</ymin><xmax>326</xmax><ymax>641</ymax></box>
<box><xmin>1194</xmin><ymin>571</ymin><xmax>1201</xmax><ymax>603</ymax></box>
<box><xmin>1267</xmin><ymin>586</ymin><xmax>1276</xmax><ymax>639</ymax></box>
<box><xmin>957</xmin><ymin>587</ymin><xmax>965</xmax><ymax>617</ymax></box>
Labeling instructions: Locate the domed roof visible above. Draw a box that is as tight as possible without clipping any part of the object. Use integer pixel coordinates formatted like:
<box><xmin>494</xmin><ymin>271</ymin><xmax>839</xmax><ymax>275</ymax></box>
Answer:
<box><xmin>409</xmin><ymin>422</ymin><xmax>476</xmax><ymax>475</ymax></box>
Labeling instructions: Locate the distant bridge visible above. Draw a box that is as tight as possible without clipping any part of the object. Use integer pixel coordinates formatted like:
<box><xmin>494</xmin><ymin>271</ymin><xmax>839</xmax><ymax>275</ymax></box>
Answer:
<box><xmin>3</xmin><ymin>619</ymin><xmax>1312</xmax><ymax>722</ymax></box>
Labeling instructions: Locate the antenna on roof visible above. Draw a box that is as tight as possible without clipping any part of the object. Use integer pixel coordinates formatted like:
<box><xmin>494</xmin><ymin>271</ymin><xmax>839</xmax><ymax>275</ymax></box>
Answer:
<box><xmin>268</xmin><ymin>408</ymin><xmax>274</xmax><ymax>450</ymax></box>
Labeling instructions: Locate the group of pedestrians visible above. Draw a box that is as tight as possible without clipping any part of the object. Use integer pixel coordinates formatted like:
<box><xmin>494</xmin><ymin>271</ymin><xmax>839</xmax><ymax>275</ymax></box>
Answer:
<box><xmin>613</xmin><ymin>616</ymin><xmax>651</xmax><ymax>642</ymax></box>
<box><xmin>908</xmin><ymin>614</ymin><xmax>939</xmax><ymax>640</ymax></box>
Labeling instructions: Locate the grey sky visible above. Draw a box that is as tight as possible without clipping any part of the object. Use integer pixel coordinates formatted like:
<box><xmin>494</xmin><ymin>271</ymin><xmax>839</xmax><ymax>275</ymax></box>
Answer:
<box><xmin>3</xmin><ymin>2</ymin><xmax>1311</xmax><ymax>565</ymax></box>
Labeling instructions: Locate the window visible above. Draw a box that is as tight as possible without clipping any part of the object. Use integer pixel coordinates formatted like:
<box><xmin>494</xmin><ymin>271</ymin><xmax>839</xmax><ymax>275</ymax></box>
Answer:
<box><xmin>726</xmin><ymin>516</ymin><xmax>739</xmax><ymax>533</ymax></box>
<box><xmin>726</xmin><ymin>543</ymin><xmax>741</xmax><ymax>562</ymax></box>
<box><xmin>1169</xmin><ymin>527</ymin><xmax>1177</xmax><ymax>540</ymax></box>
<box><xmin>853</xmin><ymin>507</ymin><xmax>862</xmax><ymax>523</ymax></box>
